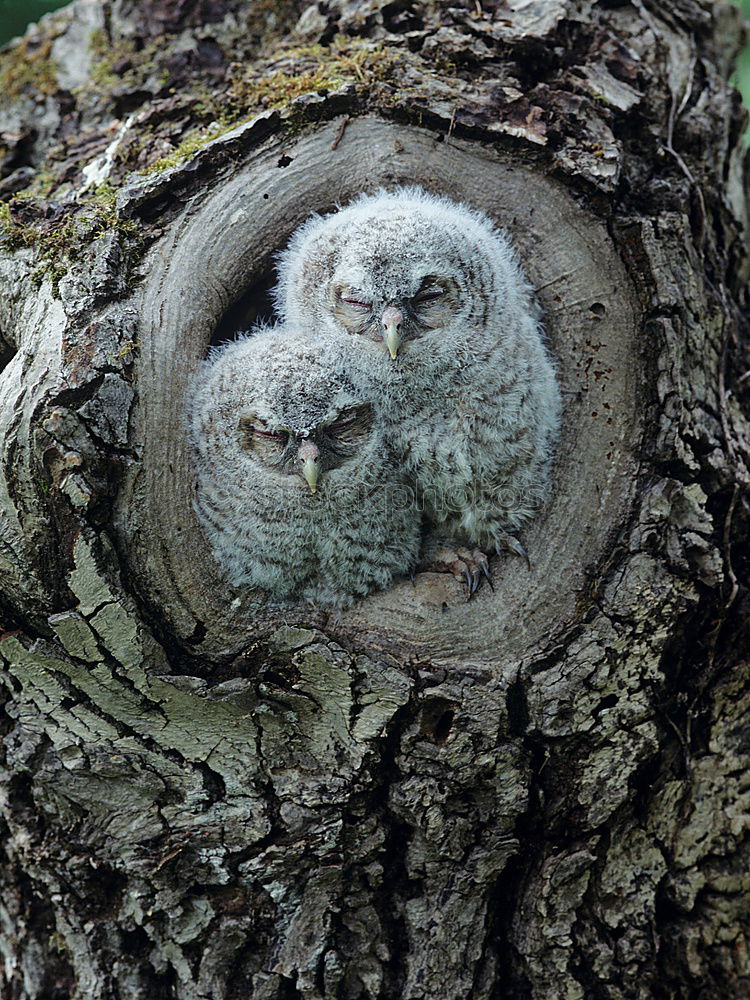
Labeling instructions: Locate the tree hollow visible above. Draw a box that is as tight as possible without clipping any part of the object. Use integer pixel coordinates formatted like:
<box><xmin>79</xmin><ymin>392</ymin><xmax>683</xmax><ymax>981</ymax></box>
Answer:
<box><xmin>118</xmin><ymin>115</ymin><xmax>643</xmax><ymax>661</ymax></box>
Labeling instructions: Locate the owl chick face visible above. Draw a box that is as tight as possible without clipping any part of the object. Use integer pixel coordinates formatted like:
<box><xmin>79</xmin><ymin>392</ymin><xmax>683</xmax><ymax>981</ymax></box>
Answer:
<box><xmin>321</xmin><ymin>214</ymin><xmax>490</xmax><ymax>360</ymax></box>
<box><xmin>237</xmin><ymin>402</ymin><xmax>374</xmax><ymax>494</ymax></box>
<box><xmin>330</xmin><ymin>267</ymin><xmax>461</xmax><ymax>360</ymax></box>
<box><xmin>276</xmin><ymin>188</ymin><xmax>505</xmax><ymax>362</ymax></box>
<box><xmin>194</xmin><ymin>327</ymin><xmax>381</xmax><ymax>497</ymax></box>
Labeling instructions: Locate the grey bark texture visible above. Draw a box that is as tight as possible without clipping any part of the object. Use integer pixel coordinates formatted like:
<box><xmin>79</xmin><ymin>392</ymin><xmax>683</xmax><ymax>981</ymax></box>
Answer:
<box><xmin>0</xmin><ymin>0</ymin><xmax>749</xmax><ymax>997</ymax></box>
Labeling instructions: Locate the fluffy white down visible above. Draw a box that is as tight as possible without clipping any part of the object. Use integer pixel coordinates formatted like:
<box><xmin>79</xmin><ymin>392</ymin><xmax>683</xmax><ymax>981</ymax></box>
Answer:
<box><xmin>275</xmin><ymin>186</ymin><xmax>562</xmax><ymax>551</ymax></box>
<box><xmin>188</xmin><ymin>324</ymin><xmax>421</xmax><ymax>605</ymax></box>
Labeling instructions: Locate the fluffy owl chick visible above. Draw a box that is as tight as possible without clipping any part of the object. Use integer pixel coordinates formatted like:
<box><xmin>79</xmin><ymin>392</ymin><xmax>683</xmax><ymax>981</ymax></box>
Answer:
<box><xmin>275</xmin><ymin>187</ymin><xmax>562</xmax><ymax>587</ymax></box>
<box><xmin>188</xmin><ymin>324</ymin><xmax>421</xmax><ymax>606</ymax></box>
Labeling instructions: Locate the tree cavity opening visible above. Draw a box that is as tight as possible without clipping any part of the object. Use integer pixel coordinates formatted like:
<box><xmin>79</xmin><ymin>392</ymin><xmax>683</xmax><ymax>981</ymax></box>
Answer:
<box><xmin>210</xmin><ymin>272</ymin><xmax>277</xmax><ymax>348</ymax></box>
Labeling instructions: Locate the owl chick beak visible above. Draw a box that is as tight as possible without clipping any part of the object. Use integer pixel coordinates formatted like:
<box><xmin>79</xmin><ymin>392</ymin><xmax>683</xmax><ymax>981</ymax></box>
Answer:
<box><xmin>382</xmin><ymin>306</ymin><xmax>404</xmax><ymax>360</ymax></box>
<box><xmin>297</xmin><ymin>440</ymin><xmax>320</xmax><ymax>494</ymax></box>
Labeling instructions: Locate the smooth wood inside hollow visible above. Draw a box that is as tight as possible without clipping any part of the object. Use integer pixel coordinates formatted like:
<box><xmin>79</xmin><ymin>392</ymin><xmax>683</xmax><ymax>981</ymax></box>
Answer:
<box><xmin>117</xmin><ymin>116</ymin><xmax>643</xmax><ymax>663</ymax></box>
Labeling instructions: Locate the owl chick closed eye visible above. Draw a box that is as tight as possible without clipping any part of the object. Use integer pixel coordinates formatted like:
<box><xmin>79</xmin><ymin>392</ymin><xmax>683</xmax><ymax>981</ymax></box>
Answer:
<box><xmin>274</xmin><ymin>186</ymin><xmax>562</xmax><ymax>593</ymax></box>
<box><xmin>188</xmin><ymin>324</ymin><xmax>421</xmax><ymax>606</ymax></box>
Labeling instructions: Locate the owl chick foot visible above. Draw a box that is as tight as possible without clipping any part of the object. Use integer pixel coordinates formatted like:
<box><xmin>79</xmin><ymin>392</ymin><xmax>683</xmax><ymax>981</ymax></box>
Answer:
<box><xmin>495</xmin><ymin>534</ymin><xmax>531</xmax><ymax>569</ymax></box>
<box><xmin>429</xmin><ymin>546</ymin><xmax>492</xmax><ymax>599</ymax></box>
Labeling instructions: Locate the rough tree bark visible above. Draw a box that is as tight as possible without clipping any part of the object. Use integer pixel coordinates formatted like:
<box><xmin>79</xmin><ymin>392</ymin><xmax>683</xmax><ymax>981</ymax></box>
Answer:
<box><xmin>0</xmin><ymin>0</ymin><xmax>749</xmax><ymax>997</ymax></box>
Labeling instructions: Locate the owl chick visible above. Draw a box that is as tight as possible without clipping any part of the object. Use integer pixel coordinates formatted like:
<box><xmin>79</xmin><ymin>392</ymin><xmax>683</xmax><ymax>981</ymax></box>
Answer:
<box><xmin>188</xmin><ymin>324</ymin><xmax>421</xmax><ymax>606</ymax></box>
<box><xmin>274</xmin><ymin>187</ymin><xmax>562</xmax><ymax>591</ymax></box>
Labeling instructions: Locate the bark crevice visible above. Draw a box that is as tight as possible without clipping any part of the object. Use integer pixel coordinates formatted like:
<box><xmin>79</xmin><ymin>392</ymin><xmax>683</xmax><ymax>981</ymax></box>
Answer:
<box><xmin>0</xmin><ymin>0</ymin><xmax>748</xmax><ymax>997</ymax></box>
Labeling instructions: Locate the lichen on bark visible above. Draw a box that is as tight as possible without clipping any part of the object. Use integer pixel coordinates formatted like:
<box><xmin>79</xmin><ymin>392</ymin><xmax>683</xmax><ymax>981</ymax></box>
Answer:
<box><xmin>0</xmin><ymin>0</ymin><xmax>749</xmax><ymax>998</ymax></box>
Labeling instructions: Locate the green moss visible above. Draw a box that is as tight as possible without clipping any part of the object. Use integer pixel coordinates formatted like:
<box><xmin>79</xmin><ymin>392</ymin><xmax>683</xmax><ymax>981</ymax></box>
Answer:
<box><xmin>87</xmin><ymin>27</ymin><xmax>108</xmax><ymax>59</ymax></box>
<box><xmin>243</xmin><ymin>0</ymin><xmax>307</xmax><ymax>49</ymax></box>
<box><xmin>113</xmin><ymin>337</ymin><xmax>141</xmax><ymax>363</ymax></box>
<box><xmin>0</xmin><ymin>202</ymin><xmax>43</xmax><ymax>252</ymax></box>
<box><xmin>87</xmin><ymin>27</ymin><xmax>117</xmax><ymax>88</ymax></box>
<box><xmin>0</xmin><ymin>210</ymin><xmax>78</xmax><ymax>292</ymax></box>
<box><xmin>48</xmin><ymin>931</ymin><xmax>68</xmax><ymax>955</ymax></box>
<box><xmin>226</xmin><ymin>37</ymin><xmax>395</xmax><ymax>115</ymax></box>
<box><xmin>86</xmin><ymin>28</ymin><xmax>171</xmax><ymax>95</ymax></box>
<box><xmin>0</xmin><ymin>187</ymin><xmax>143</xmax><ymax>295</ymax></box>
<box><xmin>88</xmin><ymin>180</ymin><xmax>118</xmax><ymax>210</ymax></box>
<box><xmin>0</xmin><ymin>36</ymin><xmax>58</xmax><ymax>100</ymax></box>
<box><xmin>432</xmin><ymin>52</ymin><xmax>458</xmax><ymax>78</ymax></box>
<box><xmin>141</xmin><ymin>37</ymin><xmax>397</xmax><ymax>176</ymax></box>
<box><xmin>141</xmin><ymin>126</ymin><xmax>225</xmax><ymax>175</ymax></box>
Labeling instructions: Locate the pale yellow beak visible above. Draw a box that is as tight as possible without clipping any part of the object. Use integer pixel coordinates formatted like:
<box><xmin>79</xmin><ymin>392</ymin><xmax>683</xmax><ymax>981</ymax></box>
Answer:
<box><xmin>302</xmin><ymin>456</ymin><xmax>319</xmax><ymax>494</ymax></box>
<box><xmin>384</xmin><ymin>321</ymin><xmax>402</xmax><ymax>360</ymax></box>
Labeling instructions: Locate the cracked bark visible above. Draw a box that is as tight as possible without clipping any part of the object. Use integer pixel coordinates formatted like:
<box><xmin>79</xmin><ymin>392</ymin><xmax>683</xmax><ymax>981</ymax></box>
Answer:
<box><xmin>0</xmin><ymin>0</ymin><xmax>749</xmax><ymax>997</ymax></box>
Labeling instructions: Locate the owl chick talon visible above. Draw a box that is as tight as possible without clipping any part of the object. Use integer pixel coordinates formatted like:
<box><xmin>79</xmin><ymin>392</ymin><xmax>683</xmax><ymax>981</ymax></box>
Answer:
<box><xmin>469</xmin><ymin>567</ymin><xmax>486</xmax><ymax>600</ymax></box>
<box><xmin>497</xmin><ymin>534</ymin><xmax>531</xmax><ymax>569</ymax></box>
<box><xmin>481</xmin><ymin>559</ymin><xmax>494</xmax><ymax>590</ymax></box>
<box><xmin>429</xmin><ymin>546</ymin><xmax>491</xmax><ymax>598</ymax></box>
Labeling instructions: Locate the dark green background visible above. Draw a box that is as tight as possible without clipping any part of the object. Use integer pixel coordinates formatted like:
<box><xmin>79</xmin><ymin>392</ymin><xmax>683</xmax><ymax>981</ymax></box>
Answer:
<box><xmin>736</xmin><ymin>0</ymin><xmax>750</xmax><ymax>111</ymax></box>
<box><xmin>0</xmin><ymin>0</ymin><xmax>749</xmax><ymax>115</ymax></box>
<box><xmin>0</xmin><ymin>0</ymin><xmax>69</xmax><ymax>47</ymax></box>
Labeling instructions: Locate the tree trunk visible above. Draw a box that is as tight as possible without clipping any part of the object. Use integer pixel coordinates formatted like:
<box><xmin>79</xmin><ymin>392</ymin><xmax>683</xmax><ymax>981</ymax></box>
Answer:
<box><xmin>1</xmin><ymin>0</ymin><xmax>749</xmax><ymax>997</ymax></box>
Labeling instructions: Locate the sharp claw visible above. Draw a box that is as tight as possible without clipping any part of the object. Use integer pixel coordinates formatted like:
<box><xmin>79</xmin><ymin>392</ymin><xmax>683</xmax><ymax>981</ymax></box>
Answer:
<box><xmin>516</xmin><ymin>543</ymin><xmax>531</xmax><ymax>570</ymax></box>
<box><xmin>431</xmin><ymin>547</ymin><xmax>492</xmax><ymax>596</ymax></box>
<box><xmin>502</xmin><ymin>537</ymin><xmax>531</xmax><ymax>569</ymax></box>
